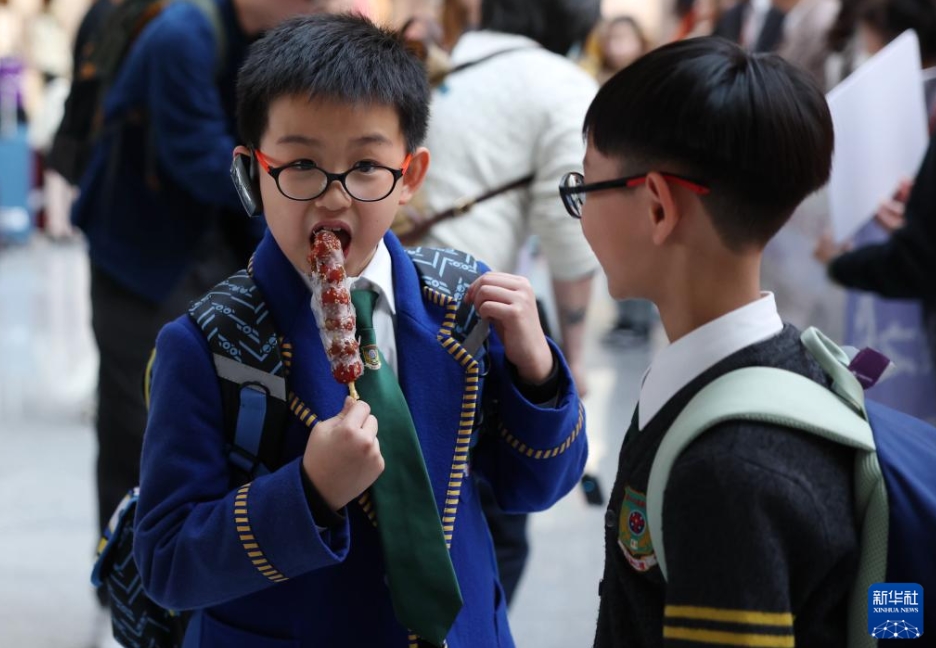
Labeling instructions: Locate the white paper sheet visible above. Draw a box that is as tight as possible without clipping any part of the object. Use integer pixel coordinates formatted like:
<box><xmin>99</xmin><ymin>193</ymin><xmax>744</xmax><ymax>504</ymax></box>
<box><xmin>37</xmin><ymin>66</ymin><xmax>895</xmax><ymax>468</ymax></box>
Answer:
<box><xmin>826</xmin><ymin>31</ymin><xmax>929</xmax><ymax>243</ymax></box>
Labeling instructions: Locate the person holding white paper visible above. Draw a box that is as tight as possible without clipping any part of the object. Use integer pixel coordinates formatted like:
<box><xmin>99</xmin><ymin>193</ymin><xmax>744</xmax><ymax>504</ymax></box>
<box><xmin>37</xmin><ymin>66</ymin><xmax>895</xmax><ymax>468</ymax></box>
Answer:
<box><xmin>817</xmin><ymin>131</ymin><xmax>936</xmax><ymax>372</ymax></box>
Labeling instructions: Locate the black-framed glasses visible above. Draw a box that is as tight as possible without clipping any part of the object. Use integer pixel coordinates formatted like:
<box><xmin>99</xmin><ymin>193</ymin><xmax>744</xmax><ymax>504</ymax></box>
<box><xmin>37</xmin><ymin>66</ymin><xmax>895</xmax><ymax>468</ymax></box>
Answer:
<box><xmin>559</xmin><ymin>171</ymin><xmax>711</xmax><ymax>219</ymax></box>
<box><xmin>255</xmin><ymin>150</ymin><xmax>413</xmax><ymax>203</ymax></box>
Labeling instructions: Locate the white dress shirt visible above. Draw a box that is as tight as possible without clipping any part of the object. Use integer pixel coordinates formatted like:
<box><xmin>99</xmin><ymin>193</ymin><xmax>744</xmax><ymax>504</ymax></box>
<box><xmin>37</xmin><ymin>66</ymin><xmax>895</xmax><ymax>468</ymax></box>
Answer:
<box><xmin>638</xmin><ymin>293</ymin><xmax>784</xmax><ymax>430</ymax></box>
<box><xmin>304</xmin><ymin>240</ymin><xmax>399</xmax><ymax>377</ymax></box>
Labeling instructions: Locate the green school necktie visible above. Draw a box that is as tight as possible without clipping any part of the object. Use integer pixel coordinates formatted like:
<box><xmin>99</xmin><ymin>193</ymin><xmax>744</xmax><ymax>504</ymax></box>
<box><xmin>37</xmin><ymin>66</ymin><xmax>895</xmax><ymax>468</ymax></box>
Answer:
<box><xmin>350</xmin><ymin>289</ymin><xmax>463</xmax><ymax>646</ymax></box>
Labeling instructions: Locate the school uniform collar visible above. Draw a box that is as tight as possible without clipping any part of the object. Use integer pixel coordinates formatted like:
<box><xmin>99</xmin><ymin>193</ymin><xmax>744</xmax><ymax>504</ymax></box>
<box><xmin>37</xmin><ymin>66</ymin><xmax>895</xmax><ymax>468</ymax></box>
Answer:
<box><xmin>638</xmin><ymin>292</ymin><xmax>783</xmax><ymax>430</ymax></box>
<box><xmin>350</xmin><ymin>240</ymin><xmax>397</xmax><ymax>317</ymax></box>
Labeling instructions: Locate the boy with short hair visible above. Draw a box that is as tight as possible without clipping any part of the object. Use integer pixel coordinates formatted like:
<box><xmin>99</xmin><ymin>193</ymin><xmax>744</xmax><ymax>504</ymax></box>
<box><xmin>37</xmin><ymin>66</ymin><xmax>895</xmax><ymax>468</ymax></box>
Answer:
<box><xmin>558</xmin><ymin>38</ymin><xmax>859</xmax><ymax>647</ymax></box>
<box><xmin>134</xmin><ymin>14</ymin><xmax>587</xmax><ymax>648</ymax></box>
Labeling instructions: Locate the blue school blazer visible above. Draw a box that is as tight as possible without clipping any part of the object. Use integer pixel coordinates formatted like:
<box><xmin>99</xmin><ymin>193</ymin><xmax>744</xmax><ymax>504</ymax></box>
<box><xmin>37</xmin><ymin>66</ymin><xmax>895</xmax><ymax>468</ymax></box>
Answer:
<box><xmin>134</xmin><ymin>231</ymin><xmax>588</xmax><ymax>648</ymax></box>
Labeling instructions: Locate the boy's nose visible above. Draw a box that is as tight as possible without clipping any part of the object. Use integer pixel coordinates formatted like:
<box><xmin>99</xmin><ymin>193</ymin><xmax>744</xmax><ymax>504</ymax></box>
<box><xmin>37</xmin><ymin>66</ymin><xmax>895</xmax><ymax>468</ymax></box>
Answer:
<box><xmin>314</xmin><ymin>179</ymin><xmax>353</xmax><ymax>212</ymax></box>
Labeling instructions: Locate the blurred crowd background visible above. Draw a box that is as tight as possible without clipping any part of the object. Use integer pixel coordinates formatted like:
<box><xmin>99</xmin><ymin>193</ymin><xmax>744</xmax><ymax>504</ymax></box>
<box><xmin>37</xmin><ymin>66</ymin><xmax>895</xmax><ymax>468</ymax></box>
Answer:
<box><xmin>1</xmin><ymin>0</ymin><xmax>935</xmax><ymax>646</ymax></box>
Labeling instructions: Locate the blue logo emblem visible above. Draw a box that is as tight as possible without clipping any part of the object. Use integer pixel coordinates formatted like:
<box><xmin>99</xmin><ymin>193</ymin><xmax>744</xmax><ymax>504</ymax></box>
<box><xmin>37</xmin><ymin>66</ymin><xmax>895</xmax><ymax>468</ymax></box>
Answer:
<box><xmin>868</xmin><ymin>583</ymin><xmax>924</xmax><ymax>639</ymax></box>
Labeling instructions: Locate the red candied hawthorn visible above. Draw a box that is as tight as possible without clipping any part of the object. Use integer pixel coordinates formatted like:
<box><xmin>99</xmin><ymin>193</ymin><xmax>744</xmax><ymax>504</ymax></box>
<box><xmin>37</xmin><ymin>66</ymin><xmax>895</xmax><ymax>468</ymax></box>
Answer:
<box><xmin>322</xmin><ymin>287</ymin><xmax>351</xmax><ymax>305</ymax></box>
<box><xmin>328</xmin><ymin>338</ymin><xmax>359</xmax><ymax>358</ymax></box>
<box><xmin>325</xmin><ymin>317</ymin><xmax>355</xmax><ymax>332</ymax></box>
<box><xmin>324</xmin><ymin>265</ymin><xmax>346</xmax><ymax>283</ymax></box>
<box><xmin>332</xmin><ymin>361</ymin><xmax>363</xmax><ymax>384</ymax></box>
<box><xmin>312</xmin><ymin>230</ymin><xmax>341</xmax><ymax>257</ymax></box>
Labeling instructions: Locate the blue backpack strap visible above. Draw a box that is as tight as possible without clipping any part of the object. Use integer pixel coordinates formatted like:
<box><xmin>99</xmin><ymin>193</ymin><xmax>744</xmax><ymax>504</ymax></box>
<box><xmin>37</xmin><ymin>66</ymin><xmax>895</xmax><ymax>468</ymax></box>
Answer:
<box><xmin>188</xmin><ymin>270</ymin><xmax>287</xmax><ymax>482</ymax></box>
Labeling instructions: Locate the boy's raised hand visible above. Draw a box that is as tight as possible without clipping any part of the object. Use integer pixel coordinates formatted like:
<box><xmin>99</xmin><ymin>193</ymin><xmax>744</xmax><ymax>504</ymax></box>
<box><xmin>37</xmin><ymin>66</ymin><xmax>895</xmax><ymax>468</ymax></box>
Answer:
<box><xmin>303</xmin><ymin>397</ymin><xmax>384</xmax><ymax>513</ymax></box>
<box><xmin>466</xmin><ymin>272</ymin><xmax>554</xmax><ymax>385</ymax></box>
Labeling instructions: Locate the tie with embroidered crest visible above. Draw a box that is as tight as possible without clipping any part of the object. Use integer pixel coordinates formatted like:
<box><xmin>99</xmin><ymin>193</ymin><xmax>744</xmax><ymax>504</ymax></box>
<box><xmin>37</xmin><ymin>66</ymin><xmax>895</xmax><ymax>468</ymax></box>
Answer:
<box><xmin>350</xmin><ymin>288</ymin><xmax>463</xmax><ymax>647</ymax></box>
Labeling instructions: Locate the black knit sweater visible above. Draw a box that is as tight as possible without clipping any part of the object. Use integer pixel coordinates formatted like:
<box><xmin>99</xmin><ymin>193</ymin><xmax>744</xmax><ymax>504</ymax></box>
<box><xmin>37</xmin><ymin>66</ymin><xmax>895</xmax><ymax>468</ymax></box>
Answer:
<box><xmin>594</xmin><ymin>325</ymin><xmax>860</xmax><ymax>648</ymax></box>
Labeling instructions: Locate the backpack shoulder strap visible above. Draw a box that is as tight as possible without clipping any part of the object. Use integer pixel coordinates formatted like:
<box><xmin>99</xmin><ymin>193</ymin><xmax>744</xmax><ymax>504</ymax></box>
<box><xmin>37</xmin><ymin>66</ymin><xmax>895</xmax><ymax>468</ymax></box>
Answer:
<box><xmin>188</xmin><ymin>270</ymin><xmax>287</xmax><ymax>482</ymax></box>
<box><xmin>441</xmin><ymin>46</ymin><xmax>539</xmax><ymax>81</ymax></box>
<box><xmin>406</xmin><ymin>246</ymin><xmax>489</xmax><ymax>359</ymax></box>
<box><xmin>645</xmin><ymin>365</ymin><xmax>886</xmax><ymax>648</ymax></box>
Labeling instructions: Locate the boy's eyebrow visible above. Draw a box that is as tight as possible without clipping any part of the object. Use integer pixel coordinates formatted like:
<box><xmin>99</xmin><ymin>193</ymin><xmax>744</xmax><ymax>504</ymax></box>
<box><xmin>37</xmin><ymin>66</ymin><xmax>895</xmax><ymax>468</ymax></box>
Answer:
<box><xmin>274</xmin><ymin>134</ymin><xmax>394</xmax><ymax>148</ymax></box>
<box><xmin>350</xmin><ymin>134</ymin><xmax>394</xmax><ymax>147</ymax></box>
<box><xmin>276</xmin><ymin>134</ymin><xmax>321</xmax><ymax>146</ymax></box>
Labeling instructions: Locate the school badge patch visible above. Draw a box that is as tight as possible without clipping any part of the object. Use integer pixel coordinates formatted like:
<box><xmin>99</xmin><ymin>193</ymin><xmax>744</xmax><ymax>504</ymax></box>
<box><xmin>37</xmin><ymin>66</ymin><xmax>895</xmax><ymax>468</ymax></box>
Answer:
<box><xmin>618</xmin><ymin>486</ymin><xmax>658</xmax><ymax>572</ymax></box>
<box><xmin>362</xmin><ymin>345</ymin><xmax>381</xmax><ymax>370</ymax></box>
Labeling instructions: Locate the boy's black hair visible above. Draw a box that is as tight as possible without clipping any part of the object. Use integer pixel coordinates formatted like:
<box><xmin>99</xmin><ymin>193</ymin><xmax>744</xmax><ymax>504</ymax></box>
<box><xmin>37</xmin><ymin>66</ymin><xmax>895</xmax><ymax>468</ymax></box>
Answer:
<box><xmin>237</xmin><ymin>13</ymin><xmax>430</xmax><ymax>152</ymax></box>
<box><xmin>480</xmin><ymin>0</ymin><xmax>601</xmax><ymax>55</ymax></box>
<box><xmin>584</xmin><ymin>37</ymin><xmax>834</xmax><ymax>252</ymax></box>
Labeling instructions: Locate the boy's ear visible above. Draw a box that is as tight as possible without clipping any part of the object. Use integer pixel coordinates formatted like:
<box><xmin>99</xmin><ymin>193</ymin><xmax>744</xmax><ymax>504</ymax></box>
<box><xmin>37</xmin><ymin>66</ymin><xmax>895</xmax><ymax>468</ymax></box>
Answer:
<box><xmin>645</xmin><ymin>172</ymin><xmax>680</xmax><ymax>247</ymax></box>
<box><xmin>398</xmin><ymin>147</ymin><xmax>431</xmax><ymax>205</ymax></box>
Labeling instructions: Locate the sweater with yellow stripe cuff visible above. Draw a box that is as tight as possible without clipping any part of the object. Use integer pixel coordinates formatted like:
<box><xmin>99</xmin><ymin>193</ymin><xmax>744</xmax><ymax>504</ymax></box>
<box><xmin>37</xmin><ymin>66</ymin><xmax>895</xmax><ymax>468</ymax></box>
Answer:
<box><xmin>594</xmin><ymin>325</ymin><xmax>860</xmax><ymax>648</ymax></box>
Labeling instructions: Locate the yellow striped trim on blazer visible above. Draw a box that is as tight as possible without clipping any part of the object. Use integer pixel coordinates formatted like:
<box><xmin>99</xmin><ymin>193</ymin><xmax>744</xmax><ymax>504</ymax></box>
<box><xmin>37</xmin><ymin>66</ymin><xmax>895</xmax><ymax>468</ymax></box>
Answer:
<box><xmin>280</xmin><ymin>340</ymin><xmax>293</xmax><ymax>368</ymax></box>
<box><xmin>664</xmin><ymin>606</ymin><xmax>794</xmax><ymax>647</ymax></box>
<box><xmin>357</xmin><ymin>491</ymin><xmax>377</xmax><ymax>527</ymax></box>
<box><xmin>499</xmin><ymin>402</ymin><xmax>585</xmax><ymax>459</ymax></box>
<box><xmin>422</xmin><ymin>283</ymin><xmax>486</xmax><ymax>547</ymax></box>
<box><xmin>438</xmin><ymin>338</ymin><xmax>481</xmax><ymax>547</ymax></box>
<box><xmin>423</xmin><ymin>287</ymin><xmax>460</xmax><ymax>339</ymax></box>
<box><xmin>235</xmin><ymin>484</ymin><xmax>288</xmax><ymax>583</ymax></box>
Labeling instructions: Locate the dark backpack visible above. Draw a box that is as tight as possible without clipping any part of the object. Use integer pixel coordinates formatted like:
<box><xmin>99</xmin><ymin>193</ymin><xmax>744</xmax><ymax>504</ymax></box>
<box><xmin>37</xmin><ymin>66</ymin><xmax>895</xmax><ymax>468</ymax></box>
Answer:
<box><xmin>47</xmin><ymin>0</ymin><xmax>225</xmax><ymax>186</ymax></box>
<box><xmin>91</xmin><ymin>247</ymin><xmax>488</xmax><ymax>648</ymax></box>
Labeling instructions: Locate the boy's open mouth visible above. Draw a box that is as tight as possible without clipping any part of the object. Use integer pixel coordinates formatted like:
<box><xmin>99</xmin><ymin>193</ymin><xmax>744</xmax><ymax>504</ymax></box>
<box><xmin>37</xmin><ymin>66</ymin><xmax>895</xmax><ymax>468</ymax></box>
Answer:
<box><xmin>312</xmin><ymin>224</ymin><xmax>352</xmax><ymax>257</ymax></box>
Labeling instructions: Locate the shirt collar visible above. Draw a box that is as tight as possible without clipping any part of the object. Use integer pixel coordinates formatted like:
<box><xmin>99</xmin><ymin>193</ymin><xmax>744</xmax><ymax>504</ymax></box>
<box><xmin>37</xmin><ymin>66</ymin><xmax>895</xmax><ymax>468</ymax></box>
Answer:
<box><xmin>351</xmin><ymin>240</ymin><xmax>396</xmax><ymax>316</ymax></box>
<box><xmin>299</xmin><ymin>240</ymin><xmax>396</xmax><ymax>316</ymax></box>
<box><xmin>638</xmin><ymin>292</ymin><xmax>783</xmax><ymax>430</ymax></box>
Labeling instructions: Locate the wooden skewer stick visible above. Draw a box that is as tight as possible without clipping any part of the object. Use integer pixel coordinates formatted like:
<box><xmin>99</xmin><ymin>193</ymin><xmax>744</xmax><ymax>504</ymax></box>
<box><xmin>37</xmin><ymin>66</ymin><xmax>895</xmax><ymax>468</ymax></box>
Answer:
<box><xmin>349</xmin><ymin>381</ymin><xmax>360</xmax><ymax>401</ymax></box>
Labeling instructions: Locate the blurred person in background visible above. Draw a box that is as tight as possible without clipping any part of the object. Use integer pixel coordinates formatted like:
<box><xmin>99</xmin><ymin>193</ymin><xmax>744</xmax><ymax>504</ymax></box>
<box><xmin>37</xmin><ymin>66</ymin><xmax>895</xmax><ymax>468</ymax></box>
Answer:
<box><xmin>821</xmin><ymin>0</ymin><xmax>936</xmax><ymax>91</ymax></box>
<box><xmin>400</xmin><ymin>10</ymin><xmax>451</xmax><ymax>83</ymax></box>
<box><xmin>715</xmin><ymin>0</ymin><xmax>840</xmax><ymax>88</ymax></box>
<box><xmin>26</xmin><ymin>0</ymin><xmax>75</xmax><ymax>240</ymax></box>
<box><xmin>826</xmin><ymin>0</ymin><xmax>866</xmax><ymax>86</ymax></box>
<box><xmin>815</xmin><ymin>0</ymin><xmax>936</xmax><ymax>381</ymax></box>
<box><xmin>593</xmin><ymin>16</ymin><xmax>648</xmax><ymax>84</ymax></box>
<box><xmin>714</xmin><ymin>0</ymin><xmax>786</xmax><ymax>50</ymax></box>
<box><xmin>68</xmin><ymin>0</ymin><xmax>338</xmax><ymax>623</ymax></box>
<box><xmin>416</xmin><ymin>0</ymin><xmax>601</xmax><ymax>605</ymax></box>
<box><xmin>855</xmin><ymin>0</ymin><xmax>936</xmax><ymax>107</ymax></box>
<box><xmin>73</xmin><ymin>0</ymin><xmax>111</xmax><ymax>73</ymax></box>
<box><xmin>669</xmin><ymin>0</ymin><xmax>725</xmax><ymax>41</ymax></box>
<box><xmin>817</xmin><ymin>132</ymin><xmax>936</xmax><ymax>386</ymax></box>
<box><xmin>816</xmin><ymin>0</ymin><xmax>936</xmax><ymax>245</ymax></box>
